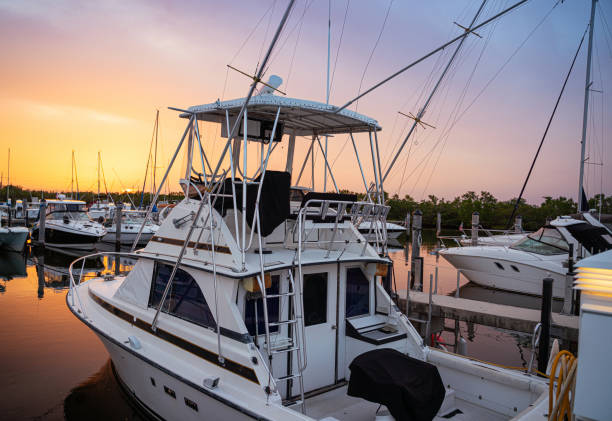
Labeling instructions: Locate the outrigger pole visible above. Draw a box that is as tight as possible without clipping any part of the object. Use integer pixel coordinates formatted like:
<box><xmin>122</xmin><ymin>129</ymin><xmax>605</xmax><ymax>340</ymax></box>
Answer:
<box><xmin>333</xmin><ymin>0</ymin><xmax>529</xmax><ymax>117</ymax></box>
<box><xmin>381</xmin><ymin>0</ymin><xmax>488</xmax><ymax>185</ymax></box>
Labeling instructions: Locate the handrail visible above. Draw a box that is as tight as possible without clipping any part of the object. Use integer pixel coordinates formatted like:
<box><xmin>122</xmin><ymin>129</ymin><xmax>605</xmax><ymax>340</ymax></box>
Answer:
<box><xmin>67</xmin><ymin>251</ymin><xmax>138</xmax><ymax>318</ymax></box>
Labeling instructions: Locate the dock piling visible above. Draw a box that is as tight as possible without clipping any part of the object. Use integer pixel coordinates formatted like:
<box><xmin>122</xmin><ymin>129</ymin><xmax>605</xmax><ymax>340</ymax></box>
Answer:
<box><xmin>514</xmin><ymin>215</ymin><xmax>523</xmax><ymax>233</ymax></box>
<box><xmin>562</xmin><ymin>244</ymin><xmax>574</xmax><ymax>314</ymax></box>
<box><xmin>538</xmin><ymin>277</ymin><xmax>553</xmax><ymax>373</ymax></box>
<box><xmin>115</xmin><ymin>203</ymin><xmax>123</xmax><ymax>251</ymax></box>
<box><xmin>404</xmin><ymin>213</ymin><xmax>411</xmax><ymax>238</ymax></box>
<box><xmin>471</xmin><ymin>211</ymin><xmax>479</xmax><ymax>246</ymax></box>
<box><xmin>411</xmin><ymin>210</ymin><xmax>422</xmax><ymax>289</ymax></box>
<box><xmin>38</xmin><ymin>200</ymin><xmax>46</xmax><ymax>245</ymax></box>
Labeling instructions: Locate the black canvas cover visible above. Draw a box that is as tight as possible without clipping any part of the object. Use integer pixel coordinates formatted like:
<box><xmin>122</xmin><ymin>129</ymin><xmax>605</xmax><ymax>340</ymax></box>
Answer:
<box><xmin>211</xmin><ymin>171</ymin><xmax>290</xmax><ymax>237</ymax></box>
<box><xmin>564</xmin><ymin>223</ymin><xmax>612</xmax><ymax>255</ymax></box>
<box><xmin>348</xmin><ymin>349</ymin><xmax>445</xmax><ymax>421</ymax></box>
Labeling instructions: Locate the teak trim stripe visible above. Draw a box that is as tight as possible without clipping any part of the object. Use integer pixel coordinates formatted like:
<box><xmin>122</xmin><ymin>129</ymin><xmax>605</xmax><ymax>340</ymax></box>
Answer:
<box><xmin>89</xmin><ymin>291</ymin><xmax>259</xmax><ymax>384</ymax></box>
<box><xmin>151</xmin><ymin>236</ymin><xmax>231</xmax><ymax>254</ymax></box>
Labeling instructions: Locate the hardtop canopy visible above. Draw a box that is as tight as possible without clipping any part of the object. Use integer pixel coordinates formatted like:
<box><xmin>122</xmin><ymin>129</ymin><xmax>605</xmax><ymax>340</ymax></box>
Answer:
<box><xmin>182</xmin><ymin>93</ymin><xmax>381</xmax><ymax>137</ymax></box>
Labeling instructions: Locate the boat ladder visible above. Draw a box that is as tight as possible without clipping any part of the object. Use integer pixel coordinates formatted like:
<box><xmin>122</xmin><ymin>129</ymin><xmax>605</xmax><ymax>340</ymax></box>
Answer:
<box><xmin>256</xmin><ymin>268</ymin><xmax>306</xmax><ymax>411</ymax></box>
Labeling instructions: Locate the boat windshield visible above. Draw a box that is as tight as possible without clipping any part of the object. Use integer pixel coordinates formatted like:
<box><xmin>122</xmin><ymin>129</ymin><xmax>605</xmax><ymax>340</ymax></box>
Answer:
<box><xmin>122</xmin><ymin>212</ymin><xmax>149</xmax><ymax>225</ymax></box>
<box><xmin>510</xmin><ymin>227</ymin><xmax>569</xmax><ymax>255</ymax></box>
<box><xmin>47</xmin><ymin>204</ymin><xmax>91</xmax><ymax>221</ymax></box>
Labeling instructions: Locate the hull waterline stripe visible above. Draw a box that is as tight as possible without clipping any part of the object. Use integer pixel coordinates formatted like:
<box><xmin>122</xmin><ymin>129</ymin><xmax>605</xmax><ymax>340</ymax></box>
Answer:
<box><xmin>88</xmin><ymin>291</ymin><xmax>259</xmax><ymax>384</ymax></box>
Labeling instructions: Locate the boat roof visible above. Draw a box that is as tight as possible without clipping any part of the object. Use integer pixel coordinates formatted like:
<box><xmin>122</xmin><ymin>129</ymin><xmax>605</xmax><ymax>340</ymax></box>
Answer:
<box><xmin>45</xmin><ymin>199</ymin><xmax>86</xmax><ymax>205</ymax></box>
<box><xmin>182</xmin><ymin>93</ymin><xmax>381</xmax><ymax>136</ymax></box>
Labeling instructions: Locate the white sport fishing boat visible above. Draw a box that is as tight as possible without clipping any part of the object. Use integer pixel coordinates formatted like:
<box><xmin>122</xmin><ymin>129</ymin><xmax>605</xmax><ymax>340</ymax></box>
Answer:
<box><xmin>102</xmin><ymin>209</ymin><xmax>159</xmax><ymax>245</ymax></box>
<box><xmin>66</xmin><ymin>78</ymin><xmax>557</xmax><ymax>420</ymax></box>
<box><xmin>31</xmin><ymin>197</ymin><xmax>106</xmax><ymax>250</ymax></box>
<box><xmin>440</xmin><ymin>216</ymin><xmax>612</xmax><ymax>298</ymax></box>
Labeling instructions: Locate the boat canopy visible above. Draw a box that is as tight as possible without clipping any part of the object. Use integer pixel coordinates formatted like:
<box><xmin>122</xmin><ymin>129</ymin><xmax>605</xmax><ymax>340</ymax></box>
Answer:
<box><xmin>182</xmin><ymin>93</ymin><xmax>381</xmax><ymax>137</ymax></box>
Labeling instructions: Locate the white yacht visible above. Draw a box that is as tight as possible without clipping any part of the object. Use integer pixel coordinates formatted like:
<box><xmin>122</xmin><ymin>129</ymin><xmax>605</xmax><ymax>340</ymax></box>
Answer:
<box><xmin>440</xmin><ymin>216</ymin><xmax>612</xmax><ymax>298</ymax></box>
<box><xmin>458</xmin><ymin>232</ymin><xmax>527</xmax><ymax>247</ymax></box>
<box><xmin>102</xmin><ymin>210</ymin><xmax>159</xmax><ymax>246</ymax></box>
<box><xmin>31</xmin><ymin>198</ymin><xmax>106</xmax><ymax>250</ymax></box>
<box><xmin>67</xmin><ymin>86</ymin><xmax>555</xmax><ymax>420</ymax></box>
<box><xmin>89</xmin><ymin>201</ymin><xmax>116</xmax><ymax>222</ymax></box>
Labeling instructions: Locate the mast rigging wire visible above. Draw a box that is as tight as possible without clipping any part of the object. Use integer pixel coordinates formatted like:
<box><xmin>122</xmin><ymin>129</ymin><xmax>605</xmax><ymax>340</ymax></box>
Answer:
<box><xmin>506</xmin><ymin>26</ymin><xmax>589</xmax><ymax>228</ymax></box>
<box><xmin>334</xmin><ymin>0</ymin><xmax>530</xmax><ymax>115</ymax></box>
<box><xmin>394</xmin><ymin>0</ymin><xmax>559</xmax><ymax>198</ymax></box>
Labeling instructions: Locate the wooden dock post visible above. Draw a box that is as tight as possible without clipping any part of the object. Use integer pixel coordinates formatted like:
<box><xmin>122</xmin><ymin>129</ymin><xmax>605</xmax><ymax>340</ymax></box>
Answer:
<box><xmin>562</xmin><ymin>244</ymin><xmax>574</xmax><ymax>314</ymax></box>
<box><xmin>538</xmin><ymin>278</ymin><xmax>553</xmax><ymax>373</ymax></box>
<box><xmin>115</xmin><ymin>203</ymin><xmax>123</xmax><ymax>251</ymax></box>
<box><xmin>405</xmin><ymin>213</ymin><xmax>411</xmax><ymax>238</ymax></box>
<box><xmin>38</xmin><ymin>200</ymin><xmax>46</xmax><ymax>245</ymax></box>
<box><xmin>411</xmin><ymin>209</ymin><xmax>422</xmax><ymax>289</ymax></box>
<box><xmin>471</xmin><ymin>211</ymin><xmax>479</xmax><ymax>246</ymax></box>
<box><xmin>514</xmin><ymin>215</ymin><xmax>523</xmax><ymax>233</ymax></box>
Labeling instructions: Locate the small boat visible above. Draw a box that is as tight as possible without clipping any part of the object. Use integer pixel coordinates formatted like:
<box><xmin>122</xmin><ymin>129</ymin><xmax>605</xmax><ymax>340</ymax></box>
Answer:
<box><xmin>458</xmin><ymin>232</ymin><xmax>527</xmax><ymax>247</ymax></box>
<box><xmin>102</xmin><ymin>210</ymin><xmax>159</xmax><ymax>246</ymax></box>
<box><xmin>31</xmin><ymin>197</ymin><xmax>106</xmax><ymax>250</ymax></box>
<box><xmin>0</xmin><ymin>226</ymin><xmax>28</xmax><ymax>252</ymax></box>
<box><xmin>358</xmin><ymin>220</ymin><xmax>404</xmax><ymax>240</ymax></box>
<box><xmin>440</xmin><ymin>216</ymin><xmax>612</xmax><ymax>298</ymax></box>
<box><xmin>88</xmin><ymin>201</ymin><xmax>116</xmax><ymax>222</ymax></box>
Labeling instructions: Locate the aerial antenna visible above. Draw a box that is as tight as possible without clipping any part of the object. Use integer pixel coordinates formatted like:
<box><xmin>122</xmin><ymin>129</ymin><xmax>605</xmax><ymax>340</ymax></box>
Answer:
<box><xmin>453</xmin><ymin>21</ymin><xmax>483</xmax><ymax>38</ymax></box>
<box><xmin>398</xmin><ymin>110</ymin><xmax>436</xmax><ymax>130</ymax></box>
<box><xmin>226</xmin><ymin>65</ymin><xmax>287</xmax><ymax>95</ymax></box>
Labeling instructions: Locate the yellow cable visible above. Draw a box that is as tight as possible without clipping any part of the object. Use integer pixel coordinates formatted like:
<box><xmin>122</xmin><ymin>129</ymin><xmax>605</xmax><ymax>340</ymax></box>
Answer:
<box><xmin>548</xmin><ymin>350</ymin><xmax>576</xmax><ymax>421</ymax></box>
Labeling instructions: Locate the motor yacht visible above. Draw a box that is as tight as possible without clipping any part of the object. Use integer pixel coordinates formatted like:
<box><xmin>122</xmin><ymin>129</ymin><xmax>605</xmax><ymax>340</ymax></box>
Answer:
<box><xmin>102</xmin><ymin>209</ymin><xmax>159</xmax><ymax>246</ymax></box>
<box><xmin>31</xmin><ymin>197</ymin><xmax>106</xmax><ymax>250</ymax></box>
<box><xmin>66</xmin><ymin>84</ymin><xmax>556</xmax><ymax>420</ymax></box>
<box><xmin>440</xmin><ymin>216</ymin><xmax>612</xmax><ymax>298</ymax></box>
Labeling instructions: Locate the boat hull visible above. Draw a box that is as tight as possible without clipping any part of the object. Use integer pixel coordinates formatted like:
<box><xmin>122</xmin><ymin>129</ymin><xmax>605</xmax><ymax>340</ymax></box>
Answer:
<box><xmin>31</xmin><ymin>227</ymin><xmax>102</xmax><ymax>250</ymax></box>
<box><xmin>0</xmin><ymin>228</ymin><xmax>28</xmax><ymax>252</ymax></box>
<box><xmin>441</xmin><ymin>251</ymin><xmax>567</xmax><ymax>298</ymax></box>
<box><xmin>97</xmin><ymin>334</ymin><xmax>257</xmax><ymax>421</ymax></box>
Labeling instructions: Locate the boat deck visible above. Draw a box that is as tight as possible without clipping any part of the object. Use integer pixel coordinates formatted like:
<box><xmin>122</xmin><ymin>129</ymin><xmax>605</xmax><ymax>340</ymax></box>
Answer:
<box><xmin>304</xmin><ymin>384</ymin><xmax>508</xmax><ymax>421</ymax></box>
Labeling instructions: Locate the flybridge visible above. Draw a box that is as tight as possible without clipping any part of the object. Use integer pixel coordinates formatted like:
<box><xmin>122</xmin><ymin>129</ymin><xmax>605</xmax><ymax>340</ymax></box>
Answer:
<box><xmin>181</xmin><ymin>93</ymin><xmax>381</xmax><ymax>137</ymax></box>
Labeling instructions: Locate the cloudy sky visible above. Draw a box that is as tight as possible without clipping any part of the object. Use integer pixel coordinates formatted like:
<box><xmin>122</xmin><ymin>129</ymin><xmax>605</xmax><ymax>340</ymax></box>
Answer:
<box><xmin>0</xmin><ymin>0</ymin><xmax>610</xmax><ymax>203</ymax></box>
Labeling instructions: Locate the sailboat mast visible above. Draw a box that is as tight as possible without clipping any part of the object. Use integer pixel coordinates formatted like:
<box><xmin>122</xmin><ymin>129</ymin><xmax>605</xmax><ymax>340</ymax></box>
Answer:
<box><xmin>97</xmin><ymin>151</ymin><xmax>101</xmax><ymax>201</ymax></box>
<box><xmin>6</xmin><ymin>148</ymin><xmax>9</xmax><ymax>202</ymax></box>
<box><xmin>71</xmin><ymin>150</ymin><xmax>74</xmax><ymax>198</ymax></box>
<box><xmin>323</xmin><ymin>0</ymin><xmax>331</xmax><ymax>192</ymax></box>
<box><xmin>151</xmin><ymin>110</ymin><xmax>159</xmax><ymax>197</ymax></box>
<box><xmin>578</xmin><ymin>0</ymin><xmax>597</xmax><ymax>212</ymax></box>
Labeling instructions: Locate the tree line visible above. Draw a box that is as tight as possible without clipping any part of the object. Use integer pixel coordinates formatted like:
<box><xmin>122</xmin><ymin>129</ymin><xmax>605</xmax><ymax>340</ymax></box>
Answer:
<box><xmin>2</xmin><ymin>185</ymin><xmax>611</xmax><ymax>231</ymax></box>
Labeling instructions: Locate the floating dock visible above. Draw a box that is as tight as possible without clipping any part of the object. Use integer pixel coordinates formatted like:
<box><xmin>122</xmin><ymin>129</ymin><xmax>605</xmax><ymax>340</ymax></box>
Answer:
<box><xmin>400</xmin><ymin>291</ymin><xmax>579</xmax><ymax>342</ymax></box>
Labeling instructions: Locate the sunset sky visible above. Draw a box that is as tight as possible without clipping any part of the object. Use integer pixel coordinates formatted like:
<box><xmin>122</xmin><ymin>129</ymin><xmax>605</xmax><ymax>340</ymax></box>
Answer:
<box><xmin>0</xmin><ymin>0</ymin><xmax>610</xmax><ymax>204</ymax></box>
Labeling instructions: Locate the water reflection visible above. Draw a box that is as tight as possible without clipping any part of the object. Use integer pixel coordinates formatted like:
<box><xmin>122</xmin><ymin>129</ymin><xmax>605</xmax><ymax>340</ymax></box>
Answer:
<box><xmin>64</xmin><ymin>360</ymin><xmax>147</xmax><ymax>421</ymax></box>
<box><xmin>0</xmin><ymin>251</ymin><xmax>27</xmax><ymax>293</ymax></box>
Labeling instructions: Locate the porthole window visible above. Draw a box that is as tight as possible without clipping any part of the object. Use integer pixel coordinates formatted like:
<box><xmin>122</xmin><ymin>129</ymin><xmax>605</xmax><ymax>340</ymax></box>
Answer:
<box><xmin>150</xmin><ymin>377</ymin><xmax>156</xmax><ymax>386</ymax></box>
<box><xmin>494</xmin><ymin>262</ymin><xmax>505</xmax><ymax>270</ymax></box>
<box><xmin>511</xmin><ymin>265</ymin><xmax>520</xmax><ymax>272</ymax></box>
<box><xmin>164</xmin><ymin>386</ymin><xmax>176</xmax><ymax>399</ymax></box>
<box><xmin>185</xmin><ymin>397</ymin><xmax>198</xmax><ymax>411</ymax></box>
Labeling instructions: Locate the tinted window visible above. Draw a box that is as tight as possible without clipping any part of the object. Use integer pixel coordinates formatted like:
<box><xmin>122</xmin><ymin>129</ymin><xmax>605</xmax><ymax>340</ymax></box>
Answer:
<box><xmin>149</xmin><ymin>263</ymin><xmax>216</xmax><ymax>329</ymax></box>
<box><xmin>303</xmin><ymin>273</ymin><xmax>327</xmax><ymax>326</ymax></box>
<box><xmin>346</xmin><ymin>267</ymin><xmax>370</xmax><ymax>318</ymax></box>
<box><xmin>244</xmin><ymin>275</ymin><xmax>280</xmax><ymax>336</ymax></box>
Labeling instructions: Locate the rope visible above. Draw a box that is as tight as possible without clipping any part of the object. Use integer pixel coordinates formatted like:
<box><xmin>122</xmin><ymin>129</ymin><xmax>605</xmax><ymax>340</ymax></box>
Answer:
<box><xmin>548</xmin><ymin>350</ymin><xmax>577</xmax><ymax>421</ymax></box>
<box><xmin>329</xmin><ymin>0</ymin><xmax>351</xmax><ymax>98</ymax></box>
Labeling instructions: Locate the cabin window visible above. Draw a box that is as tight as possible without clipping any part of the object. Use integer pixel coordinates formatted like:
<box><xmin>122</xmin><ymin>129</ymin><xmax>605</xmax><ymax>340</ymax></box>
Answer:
<box><xmin>345</xmin><ymin>267</ymin><xmax>370</xmax><ymax>318</ymax></box>
<box><xmin>149</xmin><ymin>263</ymin><xmax>217</xmax><ymax>329</ymax></box>
<box><xmin>494</xmin><ymin>262</ymin><xmax>505</xmax><ymax>270</ymax></box>
<box><xmin>303</xmin><ymin>273</ymin><xmax>327</xmax><ymax>326</ymax></box>
<box><xmin>244</xmin><ymin>275</ymin><xmax>280</xmax><ymax>336</ymax></box>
